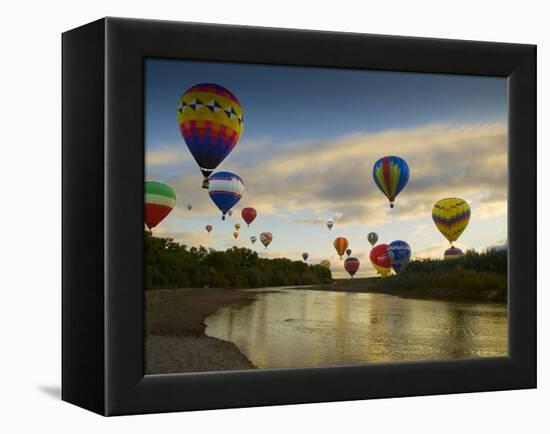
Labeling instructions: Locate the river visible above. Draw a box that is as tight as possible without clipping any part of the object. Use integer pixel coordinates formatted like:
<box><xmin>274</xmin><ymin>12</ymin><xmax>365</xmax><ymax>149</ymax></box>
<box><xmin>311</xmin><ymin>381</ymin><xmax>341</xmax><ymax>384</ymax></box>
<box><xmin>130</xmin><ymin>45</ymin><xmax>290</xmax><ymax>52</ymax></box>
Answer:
<box><xmin>204</xmin><ymin>288</ymin><xmax>508</xmax><ymax>369</ymax></box>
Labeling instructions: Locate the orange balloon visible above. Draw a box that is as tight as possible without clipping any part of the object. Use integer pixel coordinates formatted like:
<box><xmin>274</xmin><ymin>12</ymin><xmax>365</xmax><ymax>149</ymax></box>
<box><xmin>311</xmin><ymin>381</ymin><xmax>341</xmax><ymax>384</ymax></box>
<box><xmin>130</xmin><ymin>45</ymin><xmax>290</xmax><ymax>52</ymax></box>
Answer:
<box><xmin>333</xmin><ymin>237</ymin><xmax>349</xmax><ymax>259</ymax></box>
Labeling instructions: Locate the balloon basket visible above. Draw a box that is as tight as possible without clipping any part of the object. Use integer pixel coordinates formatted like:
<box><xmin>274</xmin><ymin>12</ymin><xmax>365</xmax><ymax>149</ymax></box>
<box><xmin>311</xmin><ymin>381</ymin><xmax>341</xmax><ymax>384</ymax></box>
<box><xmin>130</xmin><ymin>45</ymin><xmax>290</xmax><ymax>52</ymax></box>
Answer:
<box><xmin>202</xmin><ymin>179</ymin><xmax>209</xmax><ymax>189</ymax></box>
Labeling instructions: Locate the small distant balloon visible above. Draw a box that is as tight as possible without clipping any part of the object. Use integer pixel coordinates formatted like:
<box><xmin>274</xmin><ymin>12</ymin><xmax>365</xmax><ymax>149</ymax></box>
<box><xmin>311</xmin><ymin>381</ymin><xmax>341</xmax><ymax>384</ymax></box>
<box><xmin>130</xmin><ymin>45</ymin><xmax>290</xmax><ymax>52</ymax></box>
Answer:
<box><xmin>228</xmin><ymin>209</ymin><xmax>233</xmax><ymax>217</ymax></box>
<box><xmin>144</xmin><ymin>181</ymin><xmax>176</xmax><ymax>230</ymax></box>
<box><xmin>187</xmin><ymin>204</ymin><xmax>192</xmax><ymax>210</ymax></box>
<box><xmin>233</xmin><ymin>231</ymin><xmax>239</xmax><ymax>240</ymax></box>
<box><xmin>344</xmin><ymin>257</ymin><xmax>360</xmax><ymax>278</ymax></box>
<box><xmin>205</xmin><ymin>224</ymin><xmax>213</xmax><ymax>233</ymax></box>
<box><xmin>260</xmin><ymin>232</ymin><xmax>273</xmax><ymax>249</ymax></box>
<box><xmin>250</xmin><ymin>236</ymin><xmax>257</xmax><ymax>245</ymax></box>
<box><xmin>373</xmin><ymin>156</ymin><xmax>409</xmax><ymax>208</ymax></box>
<box><xmin>346</xmin><ymin>248</ymin><xmax>352</xmax><ymax>257</ymax></box>
<box><xmin>241</xmin><ymin>207</ymin><xmax>257</xmax><ymax>227</ymax></box>
<box><xmin>333</xmin><ymin>237</ymin><xmax>349</xmax><ymax>259</ymax></box>
<box><xmin>234</xmin><ymin>223</ymin><xmax>241</xmax><ymax>231</ymax></box>
<box><xmin>302</xmin><ymin>252</ymin><xmax>309</xmax><ymax>261</ymax></box>
<box><xmin>387</xmin><ymin>240</ymin><xmax>411</xmax><ymax>274</ymax></box>
<box><xmin>367</xmin><ymin>232</ymin><xmax>378</xmax><ymax>246</ymax></box>
<box><xmin>444</xmin><ymin>246</ymin><xmax>464</xmax><ymax>260</ymax></box>
<box><xmin>326</xmin><ymin>219</ymin><xmax>334</xmax><ymax>230</ymax></box>
<box><xmin>207</xmin><ymin>171</ymin><xmax>244</xmax><ymax>220</ymax></box>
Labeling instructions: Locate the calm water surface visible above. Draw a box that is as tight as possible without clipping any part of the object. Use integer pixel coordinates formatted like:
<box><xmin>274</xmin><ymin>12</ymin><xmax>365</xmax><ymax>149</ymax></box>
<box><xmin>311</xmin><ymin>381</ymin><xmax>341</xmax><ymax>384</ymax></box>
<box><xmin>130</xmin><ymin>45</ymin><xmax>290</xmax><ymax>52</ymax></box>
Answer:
<box><xmin>205</xmin><ymin>288</ymin><xmax>508</xmax><ymax>368</ymax></box>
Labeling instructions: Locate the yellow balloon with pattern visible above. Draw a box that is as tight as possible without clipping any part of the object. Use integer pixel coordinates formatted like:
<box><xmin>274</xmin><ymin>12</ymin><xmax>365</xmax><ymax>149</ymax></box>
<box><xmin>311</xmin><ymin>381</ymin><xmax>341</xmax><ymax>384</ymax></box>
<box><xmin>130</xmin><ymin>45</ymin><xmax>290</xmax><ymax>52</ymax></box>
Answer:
<box><xmin>432</xmin><ymin>198</ymin><xmax>471</xmax><ymax>245</ymax></box>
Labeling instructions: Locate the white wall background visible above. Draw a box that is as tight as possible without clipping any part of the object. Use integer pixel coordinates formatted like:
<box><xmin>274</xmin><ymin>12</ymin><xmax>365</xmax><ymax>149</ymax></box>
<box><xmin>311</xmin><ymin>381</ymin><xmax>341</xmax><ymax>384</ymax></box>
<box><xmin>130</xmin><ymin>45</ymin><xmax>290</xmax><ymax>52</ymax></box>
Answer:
<box><xmin>0</xmin><ymin>0</ymin><xmax>546</xmax><ymax>431</ymax></box>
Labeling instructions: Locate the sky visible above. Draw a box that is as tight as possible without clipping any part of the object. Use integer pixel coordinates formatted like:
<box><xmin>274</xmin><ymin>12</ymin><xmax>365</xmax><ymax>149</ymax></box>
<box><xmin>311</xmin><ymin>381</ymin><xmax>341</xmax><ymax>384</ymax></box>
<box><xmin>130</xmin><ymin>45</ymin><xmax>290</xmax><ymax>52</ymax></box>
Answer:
<box><xmin>145</xmin><ymin>58</ymin><xmax>508</xmax><ymax>279</ymax></box>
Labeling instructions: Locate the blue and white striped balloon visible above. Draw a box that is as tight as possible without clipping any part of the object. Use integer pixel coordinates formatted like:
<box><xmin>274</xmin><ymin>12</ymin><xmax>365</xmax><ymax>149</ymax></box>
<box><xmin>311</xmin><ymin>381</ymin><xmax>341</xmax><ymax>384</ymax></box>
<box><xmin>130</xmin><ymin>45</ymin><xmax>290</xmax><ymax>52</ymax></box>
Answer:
<box><xmin>387</xmin><ymin>240</ymin><xmax>411</xmax><ymax>274</ymax></box>
<box><xmin>208</xmin><ymin>171</ymin><xmax>245</xmax><ymax>220</ymax></box>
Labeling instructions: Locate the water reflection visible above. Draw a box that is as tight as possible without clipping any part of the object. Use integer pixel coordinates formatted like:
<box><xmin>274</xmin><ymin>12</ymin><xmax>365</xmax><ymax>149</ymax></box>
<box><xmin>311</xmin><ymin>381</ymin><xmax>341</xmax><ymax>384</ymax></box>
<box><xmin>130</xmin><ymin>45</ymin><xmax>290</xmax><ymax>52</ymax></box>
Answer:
<box><xmin>205</xmin><ymin>289</ymin><xmax>508</xmax><ymax>369</ymax></box>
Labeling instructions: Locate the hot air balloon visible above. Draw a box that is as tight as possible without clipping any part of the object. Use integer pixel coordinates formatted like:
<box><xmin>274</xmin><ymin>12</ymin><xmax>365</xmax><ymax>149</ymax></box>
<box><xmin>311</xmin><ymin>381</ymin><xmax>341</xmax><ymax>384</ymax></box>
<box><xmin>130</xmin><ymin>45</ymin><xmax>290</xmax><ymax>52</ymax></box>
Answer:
<box><xmin>234</xmin><ymin>223</ymin><xmax>241</xmax><ymax>231</ymax></box>
<box><xmin>344</xmin><ymin>257</ymin><xmax>360</xmax><ymax>278</ymax></box>
<box><xmin>241</xmin><ymin>207</ymin><xmax>257</xmax><ymax>227</ymax></box>
<box><xmin>432</xmin><ymin>198</ymin><xmax>470</xmax><ymax>246</ymax></box>
<box><xmin>260</xmin><ymin>232</ymin><xmax>273</xmax><ymax>249</ymax></box>
<box><xmin>205</xmin><ymin>224</ymin><xmax>213</xmax><ymax>233</ymax></box>
<box><xmin>177</xmin><ymin>83</ymin><xmax>244</xmax><ymax>188</ymax></box>
<box><xmin>302</xmin><ymin>252</ymin><xmax>309</xmax><ymax>261</ymax></box>
<box><xmin>444</xmin><ymin>246</ymin><xmax>464</xmax><ymax>260</ymax></box>
<box><xmin>208</xmin><ymin>171</ymin><xmax>244</xmax><ymax>220</ymax></box>
<box><xmin>387</xmin><ymin>240</ymin><xmax>411</xmax><ymax>274</ymax></box>
<box><xmin>333</xmin><ymin>237</ymin><xmax>349</xmax><ymax>259</ymax></box>
<box><xmin>346</xmin><ymin>248</ymin><xmax>352</xmax><ymax>257</ymax></box>
<box><xmin>187</xmin><ymin>204</ymin><xmax>192</xmax><ymax>210</ymax></box>
<box><xmin>144</xmin><ymin>181</ymin><xmax>176</xmax><ymax>230</ymax></box>
<box><xmin>367</xmin><ymin>232</ymin><xmax>378</xmax><ymax>246</ymax></box>
<box><xmin>228</xmin><ymin>209</ymin><xmax>233</xmax><ymax>217</ymax></box>
<box><xmin>370</xmin><ymin>244</ymin><xmax>392</xmax><ymax>276</ymax></box>
<box><xmin>233</xmin><ymin>231</ymin><xmax>239</xmax><ymax>240</ymax></box>
<box><xmin>250</xmin><ymin>236</ymin><xmax>257</xmax><ymax>245</ymax></box>
<box><xmin>326</xmin><ymin>219</ymin><xmax>334</xmax><ymax>230</ymax></box>
<box><xmin>320</xmin><ymin>260</ymin><xmax>331</xmax><ymax>269</ymax></box>
<box><xmin>373</xmin><ymin>156</ymin><xmax>409</xmax><ymax>208</ymax></box>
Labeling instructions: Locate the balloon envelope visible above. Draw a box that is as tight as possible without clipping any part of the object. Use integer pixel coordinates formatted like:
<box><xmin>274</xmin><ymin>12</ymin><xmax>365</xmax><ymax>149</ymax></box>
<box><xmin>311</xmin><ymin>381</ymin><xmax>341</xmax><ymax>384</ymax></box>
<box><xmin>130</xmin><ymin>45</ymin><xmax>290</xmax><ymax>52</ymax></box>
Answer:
<box><xmin>326</xmin><ymin>219</ymin><xmax>334</xmax><ymax>230</ymax></box>
<box><xmin>373</xmin><ymin>156</ymin><xmax>409</xmax><ymax>207</ymax></box>
<box><xmin>346</xmin><ymin>248</ymin><xmax>352</xmax><ymax>257</ymax></box>
<box><xmin>241</xmin><ymin>207</ymin><xmax>257</xmax><ymax>226</ymax></box>
<box><xmin>302</xmin><ymin>252</ymin><xmax>309</xmax><ymax>261</ymax></box>
<box><xmin>205</xmin><ymin>224</ymin><xmax>213</xmax><ymax>233</ymax></box>
<box><xmin>233</xmin><ymin>231</ymin><xmax>239</xmax><ymax>240</ymax></box>
<box><xmin>432</xmin><ymin>198</ymin><xmax>471</xmax><ymax>244</ymax></box>
<box><xmin>234</xmin><ymin>223</ymin><xmax>241</xmax><ymax>231</ymax></box>
<box><xmin>187</xmin><ymin>204</ymin><xmax>192</xmax><ymax>210</ymax></box>
<box><xmin>370</xmin><ymin>244</ymin><xmax>391</xmax><ymax>276</ymax></box>
<box><xmin>344</xmin><ymin>257</ymin><xmax>360</xmax><ymax>277</ymax></box>
<box><xmin>367</xmin><ymin>232</ymin><xmax>378</xmax><ymax>246</ymax></box>
<box><xmin>387</xmin><ymin>240</ymin><xmax>411</xmax><ymax>274</ymax></box>
<box><xmin>208</xmin><ymin>171</ymin><xmax>244</xmax><ymax>219</ymax></box>
<box><xmin>260</xmin><ymin>232</ymin><xmax>273</xmax><ymax>248</ymax></box>
<box><xmin>177</xmin><ymin>83</ymin><xmax>244</xmax><ymax>186</ymax></box>
<box><xmin>144</xmin><ymin>181</ymin><xmax>176</xmax><ymax>229</ymax></box>
<box><xmin>333</xmin><ymin>237</ymin><xmax>349</xmax><ymax>259</ymax></box>
<box><xmin>250</xmin><ymin>236</ymin><xmax>257</xmax><ymax>244</ymax></box>
<box><xmin>444</xmin><ymin>246</ymin><xmax>464</xmax><ymax>260</ymax></box>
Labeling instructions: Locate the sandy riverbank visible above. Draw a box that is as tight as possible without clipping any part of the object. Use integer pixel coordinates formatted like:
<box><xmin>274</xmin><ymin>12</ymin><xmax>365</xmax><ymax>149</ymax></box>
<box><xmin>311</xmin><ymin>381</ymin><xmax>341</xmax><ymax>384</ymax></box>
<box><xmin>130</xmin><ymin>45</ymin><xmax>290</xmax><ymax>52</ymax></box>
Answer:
<box><xmin>145</xmin><ymin>288</ymin><xmax>257</xmax><ymax>374</ymax></box>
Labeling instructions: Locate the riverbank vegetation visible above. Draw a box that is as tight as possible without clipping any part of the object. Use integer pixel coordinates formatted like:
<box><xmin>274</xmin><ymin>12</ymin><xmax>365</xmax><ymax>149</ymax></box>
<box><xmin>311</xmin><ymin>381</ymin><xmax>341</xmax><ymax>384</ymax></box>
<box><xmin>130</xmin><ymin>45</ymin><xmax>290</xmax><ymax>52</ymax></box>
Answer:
<box><xmin>325</xmin><ymin>249</ymin><xmax>507</xmax><ymax>302</ymax></box>
<box><xmin>145</xmin><ymin>232</ymin><xmax>332</xmax><ymax>290</ymax></box>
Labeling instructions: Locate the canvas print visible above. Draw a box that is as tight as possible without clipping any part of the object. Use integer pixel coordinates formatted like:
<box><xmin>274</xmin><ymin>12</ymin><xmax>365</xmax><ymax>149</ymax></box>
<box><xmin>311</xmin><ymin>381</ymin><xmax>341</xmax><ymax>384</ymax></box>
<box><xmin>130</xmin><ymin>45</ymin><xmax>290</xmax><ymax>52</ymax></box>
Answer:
<box><xmin>144</xmin><ymin>59</ymin><xmax>508</xmax><ymax>374</ymax></box>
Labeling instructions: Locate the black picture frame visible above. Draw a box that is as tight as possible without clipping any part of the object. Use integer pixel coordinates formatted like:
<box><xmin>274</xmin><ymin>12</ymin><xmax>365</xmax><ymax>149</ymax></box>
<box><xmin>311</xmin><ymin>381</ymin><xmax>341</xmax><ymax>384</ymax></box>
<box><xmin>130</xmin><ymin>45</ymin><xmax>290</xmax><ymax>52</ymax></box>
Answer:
<box><xmin>62</xmin><ymin>17</ymin><xmax>536</xmax><ymax>416</ymax></box>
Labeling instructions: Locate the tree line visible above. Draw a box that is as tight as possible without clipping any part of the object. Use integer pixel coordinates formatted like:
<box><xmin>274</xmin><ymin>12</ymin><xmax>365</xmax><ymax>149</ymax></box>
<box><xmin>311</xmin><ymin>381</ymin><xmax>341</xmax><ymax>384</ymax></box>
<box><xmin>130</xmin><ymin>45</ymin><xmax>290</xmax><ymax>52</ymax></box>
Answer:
<box><xmin>145</xmin><ymin>232</ymin><xmax>333</xmax><ymax>290</ymax></box>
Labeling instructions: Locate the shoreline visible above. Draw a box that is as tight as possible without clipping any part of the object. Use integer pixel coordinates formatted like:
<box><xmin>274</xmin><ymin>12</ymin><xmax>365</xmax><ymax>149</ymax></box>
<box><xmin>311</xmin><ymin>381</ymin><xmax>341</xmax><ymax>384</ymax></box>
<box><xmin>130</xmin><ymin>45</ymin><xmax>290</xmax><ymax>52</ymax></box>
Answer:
<box><xmin>145</xmin><ymin>288</ymin><xmax>257</xmax><ymax>374</ymax></box>
<box><xmin>287</xmin><ymin>279</ymin><xmax>507</xmax><ymax>304</ymax></box>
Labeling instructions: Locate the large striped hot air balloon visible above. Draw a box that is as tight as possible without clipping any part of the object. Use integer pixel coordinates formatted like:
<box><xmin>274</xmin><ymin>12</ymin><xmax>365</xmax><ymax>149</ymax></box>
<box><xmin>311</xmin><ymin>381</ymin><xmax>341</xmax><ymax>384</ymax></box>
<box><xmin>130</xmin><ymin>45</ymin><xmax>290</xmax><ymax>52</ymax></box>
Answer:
<box><xmin>208</xmin><ymin>171</ymin><xmax>244</xmax><ymax>220</ymax></box>
<box><xmin>177</xmin><ymin>83</ymin><xmax>244</xmax><ymax>188</ymax></box>
<box><xmin>432</xmin><ymin>198</ymin><xmax>471</xmax><ymax>246</ymax></box>
<box><xmin>370</xmin><ymin>244</ymin><xmax>392</xmax><ymax>276</ymax></box>
<box><xmin>144</xmin><ymin>181</ymin><xmax>176</xmax><ymax>230</ymax></box>
<box><xmin>344</xmin><ymin>257</ymin><xmax>360</xmax><ymax>278</ymax></box>
<box><xmin>333</xmin><ymin>237</ymin><xmax>349</xmax><ymax>259</ymax></box>
<box><xmin>367</xmin><ymin>232</ymin><xmax>378</xmax><ymax>246</ymax></box>
<box><xmin>260</xmin><ymin>232</ymin><xmax>273</xmax><ymax>249</ymax></box>
<box><xmin>387</xmin><ymin>240</ymin><xmax>411</xmax><ymax>274</ymax></box>
<box><xmin>373</xmin><ymin>156</ymin><xmax>409</xmax><ymax>208</ymax></box>
<box><xmin>444</xmin><ymin>246</ymin><xmax>464</xmax><ymax>260</ymax></box>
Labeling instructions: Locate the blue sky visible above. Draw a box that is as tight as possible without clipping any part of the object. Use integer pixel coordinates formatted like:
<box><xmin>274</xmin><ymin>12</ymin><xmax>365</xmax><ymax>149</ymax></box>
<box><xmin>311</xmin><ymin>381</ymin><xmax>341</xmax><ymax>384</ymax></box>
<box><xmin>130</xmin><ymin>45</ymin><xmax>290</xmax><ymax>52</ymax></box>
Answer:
<box><xmin>145</xmin><ymin>58</ymin><xmax>507</xmax><ymax>278</ymax></box>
